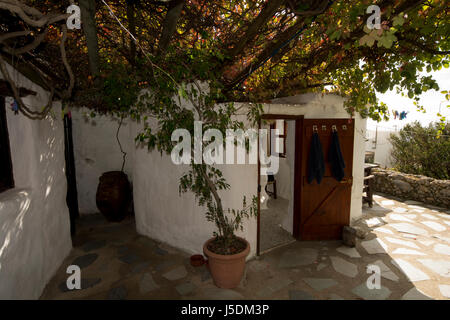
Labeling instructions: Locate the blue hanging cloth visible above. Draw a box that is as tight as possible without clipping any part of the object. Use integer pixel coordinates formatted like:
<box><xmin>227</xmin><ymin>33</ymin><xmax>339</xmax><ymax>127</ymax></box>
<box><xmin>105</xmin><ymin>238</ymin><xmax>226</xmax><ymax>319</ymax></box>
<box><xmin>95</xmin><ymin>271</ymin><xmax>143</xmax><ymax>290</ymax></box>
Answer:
<box><xmin>12</xmin><ymin>100</ymin><xmax>19</xmax><ymax>115</ymax></box>
<box><xmin>328</xmin><ymin>131</ymin><xmax>346</xmax><ymax>182</ymax></box>
<box><xmin>307</xmin><ymin>131</ymin><xmax>325</xmax><ymax>184</ymax></box>
<box><xmin>400</xmin><ymin>111</ymin><xmax>407</xmax><ymax>120</ymax></box>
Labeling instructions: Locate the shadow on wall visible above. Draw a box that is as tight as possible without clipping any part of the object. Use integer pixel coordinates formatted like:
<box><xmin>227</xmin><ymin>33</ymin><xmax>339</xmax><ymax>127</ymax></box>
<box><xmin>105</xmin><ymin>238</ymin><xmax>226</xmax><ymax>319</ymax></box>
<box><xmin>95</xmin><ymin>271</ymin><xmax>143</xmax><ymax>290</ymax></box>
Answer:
<box><xmin>0</xmin><ymin>189</ymin><xmax>31</xmax><ymax>270</ymax></box>
<box><xmin>0</xmin><ymin>110</ymin><xmax>71</xmax><ymax>299</ymax></box>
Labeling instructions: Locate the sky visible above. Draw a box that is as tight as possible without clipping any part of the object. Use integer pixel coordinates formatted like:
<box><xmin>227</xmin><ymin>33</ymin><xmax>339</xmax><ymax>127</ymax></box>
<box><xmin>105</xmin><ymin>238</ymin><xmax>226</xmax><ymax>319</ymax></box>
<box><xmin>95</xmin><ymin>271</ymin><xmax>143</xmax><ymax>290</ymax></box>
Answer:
<box><xmin>367</xmin><ymin>67</ymin><xmax>450</xmax><ymax>131</ymax></box>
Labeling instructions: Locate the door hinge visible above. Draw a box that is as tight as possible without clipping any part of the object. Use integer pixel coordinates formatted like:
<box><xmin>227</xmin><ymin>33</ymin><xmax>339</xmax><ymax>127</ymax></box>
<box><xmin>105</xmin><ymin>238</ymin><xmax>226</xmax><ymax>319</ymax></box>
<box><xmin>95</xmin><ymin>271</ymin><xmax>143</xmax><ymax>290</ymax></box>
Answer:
<box><xmin>258</xmin><ymin>185</ymin><xmax>261</xmax><ymax>193</ymax></box>
<box><xmin>340</xmin><ymin>177</ymin><xmax>353</xmax><ymax>184</ymax></box>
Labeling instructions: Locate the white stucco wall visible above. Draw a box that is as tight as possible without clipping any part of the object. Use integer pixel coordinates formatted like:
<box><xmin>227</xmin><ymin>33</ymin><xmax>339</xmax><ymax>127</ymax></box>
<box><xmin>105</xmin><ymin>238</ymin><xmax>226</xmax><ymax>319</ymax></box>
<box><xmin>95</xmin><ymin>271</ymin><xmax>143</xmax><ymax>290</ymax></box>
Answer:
<box><xmin>366</xmin><ymin>129</ymin><xmax>397</xmax><ymax>168</ymax></box>
<box><xmin>71</xmin><ymin>92</ymin><xmax>365</xmax><ymax>259</ymax></box>
<box><xmin>274</xmin><ymin>121</ymin><xmax>295</xmax><ymax>200</ymax></box>
<box><xmin>71</xmin><ymin>109</ymin><xmax>135</xmax><ymax>214</ymax></box>
<box><xmin>131</xmin><ymin>111</ymin><xmax>259</xmax><ymax>258</ymax></box>
<box><xmin>0</xmin><ymin>64</ymin><xmax>72</xmax><ymax>299</ymax></box>
<box><xmin>133</xmin><ymin>145</ymin><xmax>258</xmax><ymax>258</ymax></box>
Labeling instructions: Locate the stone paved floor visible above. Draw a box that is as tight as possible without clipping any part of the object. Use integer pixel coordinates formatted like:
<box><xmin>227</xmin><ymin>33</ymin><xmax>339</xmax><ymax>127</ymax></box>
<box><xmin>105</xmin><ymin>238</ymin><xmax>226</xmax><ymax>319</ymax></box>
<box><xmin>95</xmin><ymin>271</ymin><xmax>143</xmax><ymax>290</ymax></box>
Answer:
<box><xmin>260</xmin><ymin>197</ymin><xmax>295</xmax><ymax>252</ymax></box>
<box><xmin>40</xmin><ymin>193</ymin><xmax>450</xmax><ymax>300</ymax></box>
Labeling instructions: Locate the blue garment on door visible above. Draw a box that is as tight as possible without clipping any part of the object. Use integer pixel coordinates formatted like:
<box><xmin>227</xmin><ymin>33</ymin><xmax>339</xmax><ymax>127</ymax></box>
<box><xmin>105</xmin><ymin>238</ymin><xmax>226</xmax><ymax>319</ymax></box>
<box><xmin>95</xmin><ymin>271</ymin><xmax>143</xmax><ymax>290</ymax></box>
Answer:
<box><xmin>328</xmin><ymin>131</ymin><xmax>346</xmax><ymax>181</ymax></box>
<box><xmin>307</xmin><ymin>132</ymin><xmax>325</xmax><ymax>184</ymax></box>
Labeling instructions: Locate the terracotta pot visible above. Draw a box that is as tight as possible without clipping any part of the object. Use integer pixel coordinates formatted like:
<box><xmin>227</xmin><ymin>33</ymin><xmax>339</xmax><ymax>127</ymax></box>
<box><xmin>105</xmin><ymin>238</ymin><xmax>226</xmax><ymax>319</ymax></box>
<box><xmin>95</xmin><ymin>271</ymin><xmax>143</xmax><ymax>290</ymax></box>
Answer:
<box><xmin>190</xmin><ymin>254</ymin><xmax>205</xmax><ymax>267</ymax></box>
<box><xmin>96</xmin><ymin>171</ymin><xmax>131</xmax><ymax>222</ymax></box>
<box><xmin>203</xmin><ymin>237</ymin><xmax>250</xmax><ymax>289</ymax></box>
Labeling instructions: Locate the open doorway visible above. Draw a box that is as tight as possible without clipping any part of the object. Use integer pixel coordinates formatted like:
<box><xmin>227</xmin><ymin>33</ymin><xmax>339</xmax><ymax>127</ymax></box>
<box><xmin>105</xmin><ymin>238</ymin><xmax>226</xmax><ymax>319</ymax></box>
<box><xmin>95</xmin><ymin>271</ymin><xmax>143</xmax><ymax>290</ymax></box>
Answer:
<box><xmin>258</xmin><ymin>117</ymin><xmax>298</xmax><ymax>253</ymax></box>
<box><xmin>256</xmin><ymin>116</ymin><xmax>355</xmax><ymax>254</ymax></box>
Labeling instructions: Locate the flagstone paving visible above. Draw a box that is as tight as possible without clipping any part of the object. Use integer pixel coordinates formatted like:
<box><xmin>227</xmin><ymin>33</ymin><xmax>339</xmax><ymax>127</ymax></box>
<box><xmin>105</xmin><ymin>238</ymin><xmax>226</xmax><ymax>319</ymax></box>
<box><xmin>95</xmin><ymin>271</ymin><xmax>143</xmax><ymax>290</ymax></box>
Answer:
<box><xmin>40</xmin><ymin>193</ymin><xmax>450</xmax><ymax>300</ymax></box>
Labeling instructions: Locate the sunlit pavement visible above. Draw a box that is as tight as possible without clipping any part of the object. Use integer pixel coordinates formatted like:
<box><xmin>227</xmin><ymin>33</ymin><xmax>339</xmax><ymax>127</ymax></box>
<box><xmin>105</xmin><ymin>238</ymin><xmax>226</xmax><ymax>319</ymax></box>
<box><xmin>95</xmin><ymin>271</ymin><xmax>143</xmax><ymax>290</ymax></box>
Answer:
<box><xmin>41</xmin><ymin>193</ymin><xmax>450</xmax><ymax>300</ymax></box>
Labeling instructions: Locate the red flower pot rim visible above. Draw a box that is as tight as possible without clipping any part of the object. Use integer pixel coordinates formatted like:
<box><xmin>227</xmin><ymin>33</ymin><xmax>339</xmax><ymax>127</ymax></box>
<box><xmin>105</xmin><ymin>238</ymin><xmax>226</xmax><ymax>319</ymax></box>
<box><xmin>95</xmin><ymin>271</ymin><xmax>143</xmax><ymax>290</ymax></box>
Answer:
<box><xmin>190</xmin><ymin>254</ymin><xmax>206</xmax><ymax>267</ymax></box>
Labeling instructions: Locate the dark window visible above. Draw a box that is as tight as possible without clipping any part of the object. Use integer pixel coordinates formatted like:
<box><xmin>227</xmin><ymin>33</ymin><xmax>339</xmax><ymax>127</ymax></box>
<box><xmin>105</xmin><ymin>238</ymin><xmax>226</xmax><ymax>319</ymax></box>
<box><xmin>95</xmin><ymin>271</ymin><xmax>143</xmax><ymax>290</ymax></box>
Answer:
<box><xmin>0</xmin><ymin>96</ymin><xmax>14</xmax><ymax>192</ymax></box>
<box><xmin>270</xmin><ymin>120</ymin><xmax>287</xmax><ymax>158</ymax></box>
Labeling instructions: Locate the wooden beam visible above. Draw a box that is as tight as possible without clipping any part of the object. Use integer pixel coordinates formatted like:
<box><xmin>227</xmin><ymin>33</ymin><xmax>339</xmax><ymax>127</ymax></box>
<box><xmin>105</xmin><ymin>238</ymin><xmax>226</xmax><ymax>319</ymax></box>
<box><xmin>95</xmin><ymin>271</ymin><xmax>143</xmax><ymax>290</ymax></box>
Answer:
<box><xmin>0</xmin><ymin>80</ymin><xmax>37</xmax><ymax>97</ymax></box>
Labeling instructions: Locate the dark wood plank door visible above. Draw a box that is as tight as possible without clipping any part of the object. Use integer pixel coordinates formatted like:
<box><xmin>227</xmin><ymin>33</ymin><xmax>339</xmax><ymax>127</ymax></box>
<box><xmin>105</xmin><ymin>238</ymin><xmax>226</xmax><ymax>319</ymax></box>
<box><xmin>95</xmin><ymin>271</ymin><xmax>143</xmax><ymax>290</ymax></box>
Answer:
<box><xmin>298</xmin><ymin>119</ymin><xmax>354</xmax><ymax>240</ymax></box>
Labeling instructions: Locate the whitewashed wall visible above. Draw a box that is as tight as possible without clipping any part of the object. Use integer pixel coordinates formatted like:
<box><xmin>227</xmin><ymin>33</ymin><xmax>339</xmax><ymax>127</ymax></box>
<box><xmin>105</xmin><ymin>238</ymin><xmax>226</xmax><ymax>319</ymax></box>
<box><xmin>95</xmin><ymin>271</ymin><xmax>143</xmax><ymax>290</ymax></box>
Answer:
<box><xmin>71</xmin><ymin>110</ymin><xmax>135</xmax><ymax>214</ymax></box>
<box><xmin>366</xmin><ymin>128</ymin><xmax>397</xmax><ymax>168</ymax></box>
<box><xmin>274</xmin><ymin>120</ymin><xmax>295</xmax><ymax>200</ymax></box>
<box><xmin>0</xmin><ymin>64</ymin><xmax>72</xmax><ymax>299</ymax></box>
<box><xmin>72</xmin><ymin>93</ymin><xmax>366</xmax><ymax>259</ymax></box>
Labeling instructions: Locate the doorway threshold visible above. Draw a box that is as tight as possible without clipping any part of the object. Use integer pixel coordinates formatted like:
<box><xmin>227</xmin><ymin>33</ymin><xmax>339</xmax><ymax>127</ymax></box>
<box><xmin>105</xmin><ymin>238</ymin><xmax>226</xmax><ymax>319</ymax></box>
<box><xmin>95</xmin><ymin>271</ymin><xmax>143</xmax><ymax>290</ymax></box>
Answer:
<box><xmin>259</xmin><ymin>238</ymin><xmax>297</xmax><ymax>255</ymax></box>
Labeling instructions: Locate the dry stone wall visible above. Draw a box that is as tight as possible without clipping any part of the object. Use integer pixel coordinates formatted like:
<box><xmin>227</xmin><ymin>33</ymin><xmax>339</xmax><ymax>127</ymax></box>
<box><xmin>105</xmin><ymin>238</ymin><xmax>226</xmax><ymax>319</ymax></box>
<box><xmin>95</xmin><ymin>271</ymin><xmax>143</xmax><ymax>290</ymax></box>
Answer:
<box><xmin>372</xmin><ymin>168</ymin><xmax>450</xmax><ymax>208</ymax></box>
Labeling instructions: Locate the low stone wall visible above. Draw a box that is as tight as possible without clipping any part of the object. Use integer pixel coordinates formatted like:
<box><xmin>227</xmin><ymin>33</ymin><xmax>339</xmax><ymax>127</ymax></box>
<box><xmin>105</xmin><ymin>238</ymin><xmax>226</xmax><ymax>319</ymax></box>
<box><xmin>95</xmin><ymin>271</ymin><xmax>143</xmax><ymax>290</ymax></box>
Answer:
<box><xmin>372</xmin><ymin>169</ymin><xmax>450</xmax><ymax>208</ymax></box>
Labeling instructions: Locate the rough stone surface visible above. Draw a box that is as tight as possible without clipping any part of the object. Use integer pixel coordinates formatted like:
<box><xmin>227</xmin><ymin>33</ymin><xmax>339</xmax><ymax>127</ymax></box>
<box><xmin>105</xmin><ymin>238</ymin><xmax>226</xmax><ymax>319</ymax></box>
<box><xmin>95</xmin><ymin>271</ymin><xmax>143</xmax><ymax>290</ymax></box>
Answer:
<box><xmin>389</xmin><ymin>223</ymin><xmax>428</xmax><ymax>236</ymax></box>
<box><xmin>330</xmin><ymin>256</ymin><xmax>358</xmax><ymax>277</ymax></box>
<box><xmin>175</xmin><ymin>282</ymin><xmax>197</xmax><ymax>296</ymax></box>
<box><xmin>316</xmin><ymin>263</ymin><xmax>327</xmax><ymax>271</ymax></box>
<box><xmin>257</xmin><ymin>277</ymin><xmax>293</xmax><ymax>297</ymax></box>
<box><xmin>421</xmin><ymin>214</ymin><xmax>438</xmax><ymax>220</ymax></box>
<box><xmin>372</xmin><ymin>169</ymin><xmax>450</xmax><ymax>208</ymax></box>
<box><xmin>82</xmin><ymin>240</ymin><xmax>107</xmax><ymax>252</ymax></box>
<box><xmin>401</xmin><ymin>288</ymin><xmax>433</xmax><ymax>300</ymax></box>
<box><xmin>278</xmin><ymin>248</ymin><xmax>317</xmax><ymax>268</ymax></box>
<box><xmin>162</xmin><ymin>266</ymin><xmax>188</xmax><ymax>281</ymax></box>
<box><xmin>361</xmin><ymin>238</ymin><xmax>388</xmax><ymax>254</ymax></box>
<box><xmin>392</xmin><ymin>259</ymin><xmax>430</xmax><ymax>282</ymax></box>
<box><xmin>132</xmin><ymin>261</ymin><xmax>152</xmax><ymax>274</ymax></box>
<box><xmin>58</xmin><ymin>278</ymin><xmax>102</xmax><ymax>292</ymax></box>
<box><xmin>118</xmin><ymin>253</ymin><xmax>140</xmax><ymax>264</ymax></box>
<box><xmin>417</xmin><ymin>259</ymin><xmax>450</xmax><ymax>278</ymax></box>
<box><xmin>392</xmin><ymin>248</ymin><xmax>425</xmax><ymax>255</ymax></box>
<box><xmin>303</xmin><ymin>278</ymin><xmax>338</xmax><ymax>291</ymax></box>
<box><xmin>40</xmin><ymin>194</ymin><xmax>450</xmax><ymax>301</ymax></box>
<box><xmin>370</xmin><ymin>260</ymin><xmax>399</xmax><ymax>282</ymax></box>
<box><xmin>421</xmin><ymin>221</ymin><xmax>446</xmax><ymax>232</ymax></box>
<box><xmin>342</xmin><ymin>226</ymin><xmax>356</xmax><ymax>247</ymax></box>
<box><xmin>139</xmin><ymin>273</ymin><xmax>159</xmax><ymax>294</ymax></box>
<box><xmin>352</xmin><ymin>283</ymin><xmax>391</xmax><ymax>300</ymax></box>
<box><xmin>80</xmin><ymin>278</ymin><xmax>102</xmax><ymax>290</ymax></box>
<box><xmin>439</xmin><ymin>285</ymin><xmax>450</xmax><ymax>298</ymax></box>
<box><xmin>374</xmin><ymin>227</ymin><xmax>393</xmax><ymax>235</ymax></box>
<box><xmin>365</xmin><ymin>218</ymin><xmax>383</xmax><ymax>227</ymax></box>
<box><xmin>384</xmin><ymin>237</ymin><xmax>420</xmax><ymax>249</ymax></box>
<box><xmin>71</xmin><ymin>253</ymin><xmax>98</xmax><ymax>269</ymax></box>
<box><xmin>418</xmin><ymin>239</ymin><xmax>434</xmax><ymax>246</ymax></box>
<box><xmin>389</xmin><ymin>214</ymin><xmax>414</xmax><ymax>223</ymax></box>
<box><xmin>201</xmin><ymin>288</ymin><xmax>244</xmax><ymax>300</ymax></box>
<box><xmin>342</xmin><ymin>226</ymin><xmax>366</xmax><ymax>247</ymax></box>
<box><xmin>289</xmin><ymin>290</ymin><xmax>315</xmax><ymax>300</ymax></box>
<box><xmin>155</xmin><ymin>247</ymin><xmax>169</xmax><ymax>256</ymax></box>
<box><xmin>108</xmin><ymin>286</ymin><xmax>127</xmax><ymax>300</ymax></box>
<box><xmin>393</xmin><ymin>207</ymin><xmax>408</xmax><ymax>213</ymax></box>
<box><xmin>155</xmin><ymin>260</ymin><xmax>176</xmax><ymax>272</ymax></box>
<box><xmin>201</xmin><ymin>268</ymin><xmax>212</xmax><ymax>282</ymax></box>
<box><xmin>328</xmin><ymin>293</ymin><xmax>344</xmax><ymax>300</ymax></box>
<box><xmin>336</xmin><ymin>246</ymin><xmax>361</xmax><ymax>258</ymax></box>
<box><xmin>434</xmin><ymin>244</ymin><xmax>450</xmax><ymax>256</ymax></box>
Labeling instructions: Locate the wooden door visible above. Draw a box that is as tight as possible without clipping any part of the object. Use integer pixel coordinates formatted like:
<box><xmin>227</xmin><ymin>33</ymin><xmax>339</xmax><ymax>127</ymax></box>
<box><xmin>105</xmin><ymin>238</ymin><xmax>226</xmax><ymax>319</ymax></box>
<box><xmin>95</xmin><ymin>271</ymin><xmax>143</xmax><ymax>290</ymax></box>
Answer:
<box><xmin>298</xmin><ymin>119</ymin><xmax>354</xmax><ymax>240</ymax></box>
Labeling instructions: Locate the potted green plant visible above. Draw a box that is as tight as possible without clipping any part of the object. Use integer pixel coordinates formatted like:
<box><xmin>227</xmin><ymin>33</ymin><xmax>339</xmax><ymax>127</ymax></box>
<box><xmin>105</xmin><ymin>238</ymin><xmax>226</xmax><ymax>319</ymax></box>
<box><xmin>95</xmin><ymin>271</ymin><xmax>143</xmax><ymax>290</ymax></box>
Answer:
<box><xmin>130</xmin><ymin>70</ymin><xmax>261</xmax><ymax>288</ymax></box>
<box><xmin>201</xmin><ymin>196</ymin><xmax>256</xmax><ymax>288</ymax></box>
<box><xmin>100</xmin><ymin>57</ymin><xmax>262</xmax><ymax>288</ymax></box>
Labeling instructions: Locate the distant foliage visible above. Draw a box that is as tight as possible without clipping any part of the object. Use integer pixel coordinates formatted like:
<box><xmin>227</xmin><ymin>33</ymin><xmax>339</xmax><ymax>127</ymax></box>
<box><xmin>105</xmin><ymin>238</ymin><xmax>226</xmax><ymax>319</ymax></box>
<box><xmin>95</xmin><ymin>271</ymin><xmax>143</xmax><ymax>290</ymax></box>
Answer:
<box><xmin>389</xmin><ymin>122</ymin><xmax>450</xmax><ymax>180</ymax></box>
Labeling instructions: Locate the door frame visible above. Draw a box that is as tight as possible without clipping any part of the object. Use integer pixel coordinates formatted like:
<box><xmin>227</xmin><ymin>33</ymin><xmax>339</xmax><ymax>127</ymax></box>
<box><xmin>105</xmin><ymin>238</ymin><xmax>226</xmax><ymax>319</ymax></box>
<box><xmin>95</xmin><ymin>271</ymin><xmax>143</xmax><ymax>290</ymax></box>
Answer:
<box><xmin>256</xmin><ymin>114</ymin><xmax>303</xmax><ymax>256</ymax></box>
<box><xmin>298</xmin><ymin>118</ymin><xmax>355</xmax><ymax>240</ymax></box>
